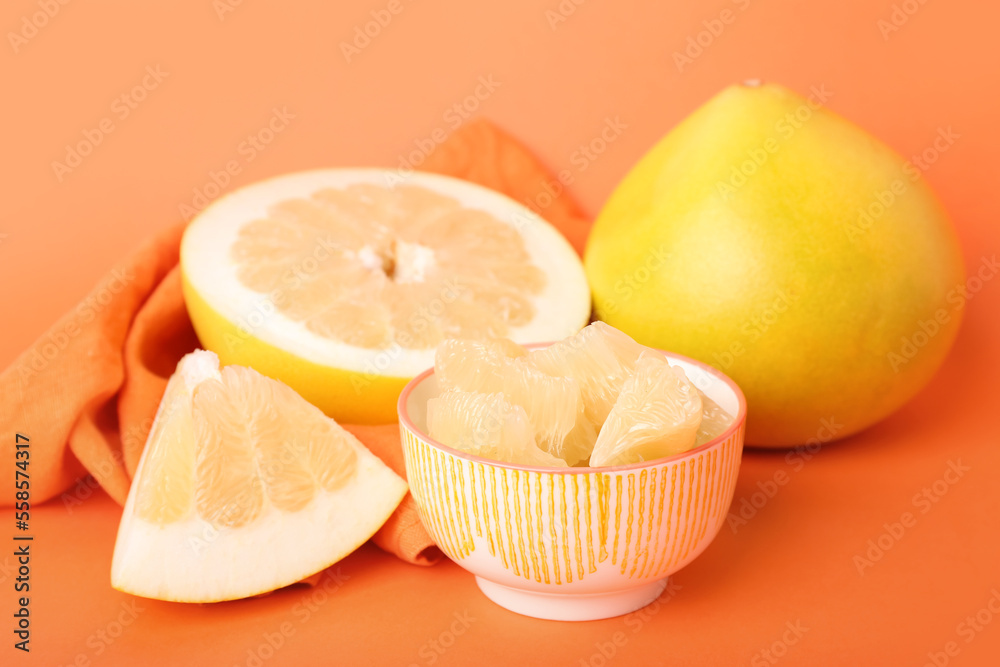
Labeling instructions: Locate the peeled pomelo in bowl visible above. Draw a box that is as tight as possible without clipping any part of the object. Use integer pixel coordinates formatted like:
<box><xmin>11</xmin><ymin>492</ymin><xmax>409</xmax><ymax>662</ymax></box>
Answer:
<box><xmin>398</xmin><ymin>323</ymin><xmax>747</xmax><ymax>621</ymax></box>
<box><xmin>181</xmin><ymin>169</ymin><xmax>592</xmax><ymax>424</ymax></box>
<box><xmin>584</xmin><ymin>82</ymin><xmax>965</xmax><ymax>447</ymax></box>
<box><xmin>425</xmin><ymin>322</ymin><xmax>738</xmax><ymax>469</ymax></box>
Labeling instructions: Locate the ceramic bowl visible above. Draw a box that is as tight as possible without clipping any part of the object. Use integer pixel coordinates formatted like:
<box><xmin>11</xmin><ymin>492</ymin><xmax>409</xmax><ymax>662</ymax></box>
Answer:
<box><xmin>397</xmin><ymin>348</ymin><xmax>746</xmax><ymax>621</ymax></box>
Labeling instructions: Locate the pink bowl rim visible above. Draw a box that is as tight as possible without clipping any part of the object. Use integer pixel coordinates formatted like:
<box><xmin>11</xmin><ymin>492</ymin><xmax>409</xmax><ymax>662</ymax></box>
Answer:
<box><xmin>396</xmin><ymin>343</ymin><xmax>747</xmax><ymax>474</ymax></box>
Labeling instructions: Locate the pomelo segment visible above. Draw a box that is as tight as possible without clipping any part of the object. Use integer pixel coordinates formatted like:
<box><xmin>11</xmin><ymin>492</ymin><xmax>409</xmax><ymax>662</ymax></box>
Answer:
<box><xmin>527</xmin><ymin>321</ymin><xmax>646</xmax><ymax>430</ymax></box>
<box><xmin>589</xmin><ymin>352</ymin><xmax>704</xmax><ymax>467</ymax></box>
<box><xmin>111</xmin><ymin>350</ymin><xmax>407</xmax><ymax>603</ymax></box>
<box><xmin>695</xmin><ymin>392</ymin><xmax>736</xmax><ymax>447</ymax></box>
<box><xmin>435</xmin><ymin>338</ymin><xmax>592</xmax><ymax>465</ymax></box>
<box><xmin>499</xmin><ymin>362</ymin><xmax>591</xmax><ymax>465</ymax></box>
<box><xmin>426</xmin><ymin>324</ymin><xmax>732</xmax><ymax>468</ymax></box>
<box><xmin>426</xmin><ymin>389</ymin><xmax>567</xmax><ymax>467</ymax></box>
<box><xmin>434</xmin><ymin>338</ymin><xmax>528</xmax><ymax>393</ymax></box>
<box><xmin>181</xmin><ymin>169</ymin><xmax>591</xmax><ymax>424</ymax></box>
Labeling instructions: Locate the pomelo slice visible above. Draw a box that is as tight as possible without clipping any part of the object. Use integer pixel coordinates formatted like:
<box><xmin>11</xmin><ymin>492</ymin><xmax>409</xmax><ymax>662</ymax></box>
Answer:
<box><xmin>111</xmin><ymin>350</ymin><xmax>407</xmax><ymax>603</ymax></box>
<box><xmin>590</xmin><ymin>352</ymin><xmax>704</xmax><ymax>467</ymax></box>
<box><xmin>426</xmin><ymin>389</ymin><xmax>567</xmax><ymax>467</ymax></box>
<box><xmin>181</xmin><ymin>169</ymin><xmax>591</xmax><ymax>424</ymax></box>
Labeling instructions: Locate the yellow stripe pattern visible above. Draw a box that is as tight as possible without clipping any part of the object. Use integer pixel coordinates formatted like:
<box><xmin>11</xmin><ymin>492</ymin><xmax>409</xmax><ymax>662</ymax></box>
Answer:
<box><xmin>401</xmin><ymin>422</ymin><xmax>744</xmax><ymax>584</ymax></box>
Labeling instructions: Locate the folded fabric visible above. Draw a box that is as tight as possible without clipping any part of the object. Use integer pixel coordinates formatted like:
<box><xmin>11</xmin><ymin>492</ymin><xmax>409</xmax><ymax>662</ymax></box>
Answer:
<box><xmin>0</xmin><ymin>118</ymin><xmax>591</xmax><ymax>567</ymax></box>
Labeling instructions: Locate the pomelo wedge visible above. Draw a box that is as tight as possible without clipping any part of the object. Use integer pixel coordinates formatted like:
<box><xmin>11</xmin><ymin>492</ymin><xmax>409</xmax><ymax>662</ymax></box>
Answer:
<box><xmin>590</xmin><ymin>352</ymin><xmax>703</xmax><ymax>467</ymax></box>
<box><xmin>527</xmin><ymin>321</ymin><xmax>646</xmax><ymax>430</ymax></box>
<box><xmin>181</xmin><ymin>169</ymin><xmax>591</xmax><ymax>424</ymax></box>
<box><xmin>111</xmin><ymin>350</ymin><xmax>407</xmax><ymax>603</ymax></box>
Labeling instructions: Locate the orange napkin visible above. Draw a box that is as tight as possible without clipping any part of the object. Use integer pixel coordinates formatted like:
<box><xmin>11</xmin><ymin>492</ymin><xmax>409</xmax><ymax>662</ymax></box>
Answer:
<box><xmin>0</xmin><ymin>119</ymin><xmax>591</xmax><ymax>566</ymax></box>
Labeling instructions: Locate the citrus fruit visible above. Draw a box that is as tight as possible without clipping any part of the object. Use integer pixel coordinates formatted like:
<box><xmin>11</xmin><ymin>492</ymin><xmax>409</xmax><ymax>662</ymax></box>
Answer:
<box><xmin>696</xmin><ymin>393</ymin><xmax>736</xmax><ymax>447</ymax></box>
<box><xmin>435</xmin><ymin>338</ymin><xmax>593</xmax><ymax>465</ymax></box>
<box><xmin>181</xmin><ymin>169</ymin><xmax>591</xmax><ymax>424</ymax></box>
<box><xmin>527</xmin><ymin>321</ymin><xmax>646</xmax><ymax>430</ymax></box>
<box><xmin>111</xmin><ymin>350</ymin><xmax>407</xmax><ymax>602</ymax></box>
<box><xmin>434</xmin><ymin>337</ymin><xmax>528</xmax><ymax>394</ymax></box>
<box><xmin>584</xmin><ymin>82</ymin><xmax>965</xmax><ymax>446</ymax></box>
<box><xmin>426</xmin><ymin>323</ymin><xmax>729</xmax><ymax>468</ymax></box>
<box><xmin>590</xmin><ymin>352</ymin><xmax>703</xmax><ymax>467</ymax></box>
<box><xmin>426</xmin><ymin>389</ymin><xmax>567</xmax><ymax>467</ymax></box>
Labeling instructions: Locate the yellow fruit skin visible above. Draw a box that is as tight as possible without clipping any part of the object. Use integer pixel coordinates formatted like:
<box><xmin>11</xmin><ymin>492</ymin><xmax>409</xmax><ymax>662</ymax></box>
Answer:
<box><xmin>584</xmin><ymin>83</ymin><xmax>965</xmax><ymax>447</ymax></box>
<box><xmin>182</xmin><ymin>276</ymin><xmax>407</xmax><ymax>424</ymax></box>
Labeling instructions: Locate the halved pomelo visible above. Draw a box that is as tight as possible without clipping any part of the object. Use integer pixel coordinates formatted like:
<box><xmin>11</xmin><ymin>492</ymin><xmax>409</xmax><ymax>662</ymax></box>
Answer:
<box><xmin>111</xmin><ymin>350</ymin><xmax>407</xmax><ymax>602</ymax></box>
<box><xmin>181</xmin><ymin>169</ymin><xmax>591</xmax><ymax>424</ymax></box>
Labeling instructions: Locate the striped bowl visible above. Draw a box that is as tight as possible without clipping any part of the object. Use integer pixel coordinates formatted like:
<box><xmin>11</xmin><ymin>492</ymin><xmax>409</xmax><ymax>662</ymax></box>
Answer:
<box><xmin>398</xmin><ymin>348</ymin><xmax>746</xmax><ymax>621</ymax></box>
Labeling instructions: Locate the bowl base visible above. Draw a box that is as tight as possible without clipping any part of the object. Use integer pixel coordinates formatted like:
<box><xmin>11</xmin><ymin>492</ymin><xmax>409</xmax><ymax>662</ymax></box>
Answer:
<box><xmin>474</xmin><ymin>577</ymin><xmax>668</xmax><ymax>621</ymax></box>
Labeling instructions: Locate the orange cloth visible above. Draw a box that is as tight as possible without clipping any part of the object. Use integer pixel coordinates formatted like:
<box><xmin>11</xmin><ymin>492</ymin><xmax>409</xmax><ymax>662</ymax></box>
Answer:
<box><xmin>0</xmin><ymin>119</ymin><xmax>591</xmax><ymax>566</ymax></box>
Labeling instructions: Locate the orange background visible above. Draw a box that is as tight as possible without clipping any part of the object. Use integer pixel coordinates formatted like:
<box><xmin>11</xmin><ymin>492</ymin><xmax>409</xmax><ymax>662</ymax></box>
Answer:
<box><xmin>3</xmin><ymin>0</ymin><xmax>999</xmax><ymax>665</ymax></box>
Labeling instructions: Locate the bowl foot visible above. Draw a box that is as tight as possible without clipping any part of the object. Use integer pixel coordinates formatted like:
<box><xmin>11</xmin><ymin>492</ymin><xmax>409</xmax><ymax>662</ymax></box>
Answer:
<box><xmin>474</xmin><ymin>577</ymin><xmax>668</xmax><ymax>621</ymax></box>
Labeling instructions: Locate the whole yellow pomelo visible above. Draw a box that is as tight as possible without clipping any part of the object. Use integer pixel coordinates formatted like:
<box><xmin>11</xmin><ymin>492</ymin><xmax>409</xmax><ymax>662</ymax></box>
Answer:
<box><xmin>584</xmin><ymin>82</ymin><xmax>965</xmax><ymax>447</ymax></box>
